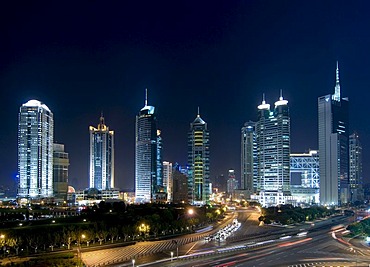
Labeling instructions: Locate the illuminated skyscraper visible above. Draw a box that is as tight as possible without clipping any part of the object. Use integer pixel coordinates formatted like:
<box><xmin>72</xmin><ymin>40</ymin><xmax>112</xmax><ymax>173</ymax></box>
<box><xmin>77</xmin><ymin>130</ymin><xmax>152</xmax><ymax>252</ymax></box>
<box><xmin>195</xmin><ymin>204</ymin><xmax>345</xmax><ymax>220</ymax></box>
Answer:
<box><xmin>318</xmin><ymin>62</ymin><xmax>349</xmax><ymax>206</ymax></box>
<box><xmin>17</xmin><ymin>99</ymin><xmax>54</xmax><ymax>199</ymax></box>
<box><xmin>241</xmin><ymin>121</ymin><xmax>257</xmax><ymax>194</ymax></box>
<box><xmin>349</xmin><ymin>132</ymin><xmax>363</xmax><ymax>202</ymax></box>
<box><xmin>135</xmin><ymin>90</ymin><xmax>160</xmax><ymax>203</ymax></box>
<box><xmin>53</xmin><ymin>143</ymin><xmax>69</xmax><ymax>201</ymax></box>
<box><xmin>89</xmin><ymin>115</ymin><xmax>114</xmax><ymax>190</ymax></box>
<box><xmin>163</xmin><ymin>161</ymin><xmax>173</xmax><ymax>202</ymax></box>
<box><xmin>187</xmin><ymin>109</ymin><xmax>210</xmax><ymax>205</ymax></box>
<box><xmin>254</xmin><ymin>93</ymin><xmax>291</xmax><ymax>207</ymax></box>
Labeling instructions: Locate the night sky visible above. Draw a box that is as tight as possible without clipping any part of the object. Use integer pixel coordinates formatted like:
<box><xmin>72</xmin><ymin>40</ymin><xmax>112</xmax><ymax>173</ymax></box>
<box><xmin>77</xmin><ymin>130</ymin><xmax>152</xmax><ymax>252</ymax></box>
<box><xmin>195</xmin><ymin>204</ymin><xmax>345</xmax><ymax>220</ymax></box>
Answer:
<box><xmin>1</xmin><ymin>1</ymin><xmax>370</xmax><ymax>192</ymax></box>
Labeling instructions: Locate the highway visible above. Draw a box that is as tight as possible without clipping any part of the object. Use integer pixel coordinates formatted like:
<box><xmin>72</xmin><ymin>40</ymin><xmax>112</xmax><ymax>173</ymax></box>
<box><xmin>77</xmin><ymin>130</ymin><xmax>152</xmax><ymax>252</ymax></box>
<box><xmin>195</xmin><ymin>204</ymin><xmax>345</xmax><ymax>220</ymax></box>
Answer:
<box><xmin>81</xmin><ymin>208</ymin><xmax>370</xmax><ymax>267</ymax></box>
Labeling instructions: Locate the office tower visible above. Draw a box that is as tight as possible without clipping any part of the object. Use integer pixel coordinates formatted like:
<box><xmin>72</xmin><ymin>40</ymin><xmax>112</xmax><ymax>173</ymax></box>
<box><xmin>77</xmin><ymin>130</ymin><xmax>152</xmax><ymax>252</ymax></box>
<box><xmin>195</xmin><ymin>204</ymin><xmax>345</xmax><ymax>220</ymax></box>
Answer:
<box><xmin>156</xmin><ymin>130</ymin><xmax>163</xmax><ymax>190</ymax></box>
<box><xmin>241</xmin><ymin>121</ymin><xmax>257</xmax><ymax>194</ymax></box>
<box><xmin>53</xmin><ymin>143</ymin><xmax>69</xmax><ymax>201</ymax></box>
<box><xmin>163</xmin><ymin>161</ymin><xmax>173</xmax><ymax>202</ymax></box>
<box><xmin>255</xmin><ymin>93</ymin><xmax>291</xmax><ymax>207</ymax></box>
<box><xmin>290</xmin><ymin>150</ymin><xmax>319</xmax><ymax>188</ymax></box>
<box><xmin>227</xmin><ymin>169</ymin><xmax>237</xmax><ymax>197</ymax></box>
<box><xmin>135</xmin><ymin>90</ymin><xmax>160</xmax><ymax>203</ymax></box>
<box><xmin>188</xmin><ymin>109</ymin><xmax>210</xmax><ymax>205</ymax></box>
<box><xmin>349</xmin><ymin>132</ymin><xmax>363</xmax><ymax>202</ymax></box>
<box><xmin>89</xmin><ymin>115</ymin><xmax>114</xmax><ymax>190</ymax></box>
<box><xmin>172</xmin><ymin>164</ymin><xmax>188</xmax><ymax>204</ymax></box>
<box><xmin>17</xmin><ymin>99</ymin><xmax>54</xmax><ymax>200</ymax></box>
<box><xmin>318</xmin><ymin>62</ymin><xmax>349</xmax><ymax>206</ymax></box>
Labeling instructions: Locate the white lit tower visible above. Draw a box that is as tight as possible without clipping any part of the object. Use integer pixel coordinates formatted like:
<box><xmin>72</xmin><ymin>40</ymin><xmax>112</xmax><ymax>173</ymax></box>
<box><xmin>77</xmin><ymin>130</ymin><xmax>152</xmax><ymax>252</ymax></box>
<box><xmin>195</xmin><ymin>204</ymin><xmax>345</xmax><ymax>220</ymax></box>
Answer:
<box><xmin>89</xmin><ymin>114</ymin><xmax>115</xmax><ymax>190</ymax></box>
<box><xmin>187</xmin><ymin>108</ymin><xmax>210</xmax><ymax>205</ymax></box>
<box><xmin>318</xmin><ymin>62</ymin><xmax>349</xmax><ymax>206</ymax></box>
<box><xmin>135</xmin><ymin>89</ymin><xmax>160</xmax><ymax>203</ymax></box>
<box><xmin>255</xmin><ymin>92</ymin><xmax>291</xmax><ymax>206</ymax></box>
<box><xmin>17</xmin><ymin>99</ymin><xmax>54</xmax><ymax>200</ymax></box>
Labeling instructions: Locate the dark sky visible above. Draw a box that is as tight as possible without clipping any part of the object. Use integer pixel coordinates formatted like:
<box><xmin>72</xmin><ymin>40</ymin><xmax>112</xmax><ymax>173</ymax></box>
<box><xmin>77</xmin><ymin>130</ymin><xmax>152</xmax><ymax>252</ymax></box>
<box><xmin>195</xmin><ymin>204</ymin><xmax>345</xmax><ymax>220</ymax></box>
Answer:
<box><xmin>1</xmin><ymin>1</ymin><xmax>370</xmax><ymax>191</ymax></box>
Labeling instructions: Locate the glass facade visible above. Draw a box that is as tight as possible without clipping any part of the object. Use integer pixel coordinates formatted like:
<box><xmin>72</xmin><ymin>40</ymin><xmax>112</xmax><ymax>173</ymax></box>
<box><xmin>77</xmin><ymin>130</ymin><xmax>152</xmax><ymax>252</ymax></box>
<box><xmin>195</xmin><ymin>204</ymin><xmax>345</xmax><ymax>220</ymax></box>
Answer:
<box><xmin>135</xmin><ymin>92</ymin><xmax>160</xmax><ymax>203</ymax></box>
<box><xmin>241</xmin><ymin>121</ymin><xmax>257</xmax><ymax>192</ymax></box>
<box><xmin>53</xmin><ymin>143</ymin><xmax>69</xmax><ymax>201</ymax></box>
<box><xmin>318</xmin><ymin>63</ymin><xmax>349</xmax><ymax>206</ymax></box>
<box><xmin>17</xmin><ymin>99</ymin><xmax>54</xmax><ymax>199</ymax></box>
<box><xmin>188</xmin><ymin>112</ymin><xmax>210</xmax><ymax>205</ymax></box>
<box><xmin>349</xmin><ymin>132</ymin><xmax>363</xmax><ymax>201</ymax></box>
<box><xmin>89</xmin><ymin>115</ymin><xmax>114</xmax><ymax>190</ymax></box>
<box><xmin>255</xmin><ymin>94</ymin><xmax>291</xmax><ymax>206</ymax></box>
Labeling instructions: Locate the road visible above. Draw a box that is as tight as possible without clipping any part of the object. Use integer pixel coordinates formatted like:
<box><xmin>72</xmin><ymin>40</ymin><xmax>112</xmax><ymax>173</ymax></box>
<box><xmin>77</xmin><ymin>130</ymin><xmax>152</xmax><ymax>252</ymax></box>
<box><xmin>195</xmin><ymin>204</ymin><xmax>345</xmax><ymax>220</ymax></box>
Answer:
<box><xmin>81</xmin><ymin>208</ymin><xmax>370</xmax><ymax>267</ymax></box>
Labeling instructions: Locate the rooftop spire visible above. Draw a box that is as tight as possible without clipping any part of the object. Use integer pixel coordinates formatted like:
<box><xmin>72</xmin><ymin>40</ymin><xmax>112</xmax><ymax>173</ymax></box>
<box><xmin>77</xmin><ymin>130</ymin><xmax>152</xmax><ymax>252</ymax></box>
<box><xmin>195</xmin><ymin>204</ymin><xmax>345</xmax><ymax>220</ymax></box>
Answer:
<box><xmin>279</xmin><ymin>89</ymin><xmax>283</xmax><ymax>100</ymax></box>
<box><xmin>333</xmin><ymin>61</ymin><xmax>341</xmax><ymax>101</ymax></box>
<box><xmin>197</xmin><ymin>106</ymin><xmax>200</xmax><ymax>117</ymax></box>
<box><xmin>145</xmin><ymin>88</ymin><xmax>148</xmax><ymax>106</ymax></box>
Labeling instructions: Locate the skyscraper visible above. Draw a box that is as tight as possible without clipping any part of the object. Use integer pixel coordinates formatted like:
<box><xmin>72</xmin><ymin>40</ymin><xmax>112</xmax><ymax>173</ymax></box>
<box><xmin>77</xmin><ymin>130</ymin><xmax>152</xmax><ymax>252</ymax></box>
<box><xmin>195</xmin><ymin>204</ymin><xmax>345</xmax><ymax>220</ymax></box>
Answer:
<box><xmin>17</xmin><ymin>99</ymin><xmax>54</xmax><ymax>200</ymax></box>
<box><xmin>53</xmin><ymin>143</ymin><xmax>69</xmax><ymax>201</ymax></box>
<box><xmin>254</xmin><ymin>93</ymin><xmax>291</xmax><ymax>207</ymax></box>
<box><xmin>89</xmin><ymin>115</ymin><xmax>114</xmax><ymax>190</ymax></box>
<box><xmin>163</xmin><ymin>161</ymin><xmax>173</xmax><ymax>202</ymax></box>
<box><xmin>241</xmin><ymin>121</ymin><xmax>257</xmax><ymax>195</ymax></box>
<box><xmin>187</xmin><ymin>109</ymin><xmax>210</xmax><ymax>205</ymax></box>
<box><xmin>318</xmin><ymin>62</ymin><xmax>349</xmax><ymax>206</ymax></box>
<box><xmin>135</xmin><ymin>90</ymin><xmax>160</xmax><ymax>203</ymax></box>
<box><xmin>349</xmin><ymin>132</ymin><xmax>363</xmax><ymax>202</ymax></box>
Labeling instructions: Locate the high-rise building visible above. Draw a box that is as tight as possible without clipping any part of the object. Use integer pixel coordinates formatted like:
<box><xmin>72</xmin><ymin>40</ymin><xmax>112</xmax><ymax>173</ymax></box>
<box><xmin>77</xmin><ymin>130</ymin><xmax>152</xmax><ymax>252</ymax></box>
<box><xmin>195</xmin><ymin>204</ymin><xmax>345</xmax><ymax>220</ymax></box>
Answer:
<box><xmin>253</xmin><ymin>93</ymin><xmax>292</xmax><ymax>207</ymax></box>
<box><xmin>318</xmin><ymin>62</ymin><xmax>349</xmax><ymax>206</ymax></box>
<box><xmin>17</xmin><ymin>99</ymin><xmax>54</xmax><ymax>200</ymax></box>
<box><xmin>227</xmin><ymin>169</ymin><xmax>238</xmax><ymax>198</ymax></box>
<box><xmin>53</xmin><ymin>143</ymin><xmax>69</xmax><ymax>201</ymax></box>
<box><xmin>172</xmin><ymin>164</ymin><xmax>188</xmax><ymax>204</ymax></box>
<box><xmin>89</xmin><ymin>115</ymin><xmax>114</xmax><ymax>190</ymax></box>
<box><xmin>349</xmin><ymin>132</ymin><xmax>363</xmax><ymax>202</ymax></box>
<box><xmin>187</xmin><ymin>109</ymin><xmax>210</xmax><ymax>205</ymax></box>
<box><xmin>241</xmin><ymin>121</ymin><xmax>257</xmax><ymax>194</ymax></box>
<box><xmin>163</xmin><ymin>161</ymin><xmax>173</xmax><ymax>202</ymax></box>
<box><xmin>156</xmin><ymin>130</ymin><xmax>163</xmax><ymax>190</ymax></box>
<box><xmin>135</xmin><ymin>90</ymin><xmax>160</xmax><ymax>203</ymax></box>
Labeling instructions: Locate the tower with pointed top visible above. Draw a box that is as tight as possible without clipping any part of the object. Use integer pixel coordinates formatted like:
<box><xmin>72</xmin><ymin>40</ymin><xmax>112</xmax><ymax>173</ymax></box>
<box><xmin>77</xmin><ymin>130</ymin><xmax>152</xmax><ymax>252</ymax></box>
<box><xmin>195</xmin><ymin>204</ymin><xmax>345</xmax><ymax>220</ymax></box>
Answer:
<box><xmin>17</xmin><ymin>99</ymin><xmax>54</xmax><ymax>199</ymax></box>
<box><xmin>89</xmin><ymin>114</ymin><xmax>115</xmax><ymax>190</ymax></box>
<box><xmin>254</xmin><ymin>92</ymin><xmax>291</xmax><ymax>207</ymax></box>
<box><xmin>318</xmin><ymin>62</ymin><xmax>349</xmax><ymax>206</ymax></box>
<box><xmin>135</xmin><ymin>89</ymin><xmax>161</xmax><ymax>203</ymax></box>
<box><xmin>187</xmin><ymin>109</ymin><xmax>210</xmax><ymax>205</ymax></box>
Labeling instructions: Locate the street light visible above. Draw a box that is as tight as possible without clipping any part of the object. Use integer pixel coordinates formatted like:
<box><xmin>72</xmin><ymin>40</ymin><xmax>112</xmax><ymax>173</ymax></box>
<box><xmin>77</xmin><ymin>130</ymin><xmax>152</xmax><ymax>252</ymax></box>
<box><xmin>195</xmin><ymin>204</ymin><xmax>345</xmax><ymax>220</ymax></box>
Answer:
<box><xmin>170</xmin><ymin>251</ymin><xmax>173</xmax><ymax>261</ymax></box>
<box><xmin>132</xmin><ymin>259</ymin><xmax>135</xmax><ymax>267</ymax></box>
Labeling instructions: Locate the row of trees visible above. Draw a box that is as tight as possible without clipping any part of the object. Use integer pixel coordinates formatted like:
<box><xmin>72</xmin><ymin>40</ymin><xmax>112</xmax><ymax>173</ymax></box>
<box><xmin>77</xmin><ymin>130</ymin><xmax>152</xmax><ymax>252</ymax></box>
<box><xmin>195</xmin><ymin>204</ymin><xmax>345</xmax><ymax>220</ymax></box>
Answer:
<box><xmin>0</xmin><ymin>202</ymin><xmax>225</xmax><ymax>258</ymax></box>
<box><xmin>258</xmin><ymin>205</ymin><xmax>338</xmax><ymax>225</ymax></box>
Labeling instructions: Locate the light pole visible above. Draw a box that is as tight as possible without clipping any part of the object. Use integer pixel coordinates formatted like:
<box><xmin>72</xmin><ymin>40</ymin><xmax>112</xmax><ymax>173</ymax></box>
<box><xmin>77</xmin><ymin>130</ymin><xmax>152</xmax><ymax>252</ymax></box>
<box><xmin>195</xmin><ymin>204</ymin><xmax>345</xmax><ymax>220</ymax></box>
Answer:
<box><xmin>170</xmin><ymin>251</ymin><xmax>173</xmax><ymax>261</ymax></box>
<box><xmin>132</xmin><ymin>259</ymin><xmax>135</xmax><ymax>267</ymax></box>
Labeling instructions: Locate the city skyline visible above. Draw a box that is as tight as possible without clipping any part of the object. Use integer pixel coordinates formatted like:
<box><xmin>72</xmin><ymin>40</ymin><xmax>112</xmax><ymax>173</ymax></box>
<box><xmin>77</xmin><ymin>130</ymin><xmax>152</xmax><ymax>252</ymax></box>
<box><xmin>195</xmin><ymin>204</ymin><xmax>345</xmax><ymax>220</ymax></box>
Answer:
<box><xmin>2</xmin><ymin>1</ymin><xmax>370</xmax><ymax>191</ymax></box>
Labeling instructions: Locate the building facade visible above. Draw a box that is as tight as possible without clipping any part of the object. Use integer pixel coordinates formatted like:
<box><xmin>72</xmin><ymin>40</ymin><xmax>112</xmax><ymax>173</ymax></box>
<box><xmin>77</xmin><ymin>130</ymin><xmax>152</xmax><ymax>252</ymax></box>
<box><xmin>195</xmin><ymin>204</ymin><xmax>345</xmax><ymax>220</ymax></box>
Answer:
<box><xmin>349</xmin><ymin>132</ymin><xmax>363</xmax><ymax>202</ymax></box>
<box><xmin>187</xmin><ymin>110</ymin><xmax>210</xmax><ymax>205</ymax></box>
<box><xmin>290</xmin><ymin>150</ymin><xmax>320</xmax><ymax>204</ymax></box>
<box><xmin>89</xmin><ymin>115</ymin><xmax>114</xmax><ymax>190</ymax></box>
<box><xmin>241</xmin><ymin>121</ymin><xmax>257</xmax><ymax>195</ymax></box>
<box><xmin>318</xmin><ymin>62</ymin><xmax>349</xmax><ymax>206</ymax></box>
<box><xmin>17</xmin><ymin>99</ymin><xmax>54</xmax><ymax>200</ymax></box>
<box><xmin>253</xmin><ymin>93</ymin><xmax>292</xmax><ymax>207</ymax></box>
<box><xmin>290</xmin><ymin>150</ymin><xmax>319</xmax><ymax>189</ymax></box>
<box><xmin>163</xmin><ymin>161</ymin><xmax>173</xmax><ymax>203</ymax></box>
<box><xmin>135</xmin><ymin>90</ymin><xmax>161</xmax><ymax>203</ymax></box>
<box><xmin>53</xmin><ymin>143</ymin><xmax>69</xmax><ymax>201</ymax></box>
